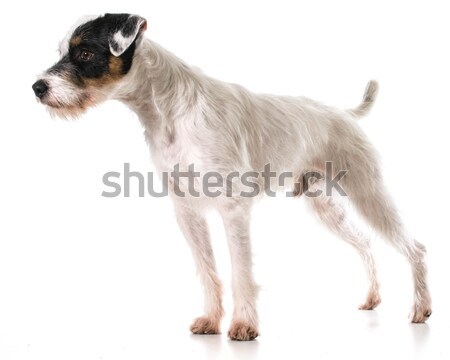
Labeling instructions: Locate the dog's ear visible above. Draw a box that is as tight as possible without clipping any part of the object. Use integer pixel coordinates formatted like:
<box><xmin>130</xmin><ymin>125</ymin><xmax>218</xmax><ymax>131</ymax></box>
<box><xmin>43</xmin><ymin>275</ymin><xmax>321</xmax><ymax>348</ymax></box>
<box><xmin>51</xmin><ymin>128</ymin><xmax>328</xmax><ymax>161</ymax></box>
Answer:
<box><xmin>107</xmin><ymin>14</ymin><xmax>147</xmax><ymax>57</ymax></box>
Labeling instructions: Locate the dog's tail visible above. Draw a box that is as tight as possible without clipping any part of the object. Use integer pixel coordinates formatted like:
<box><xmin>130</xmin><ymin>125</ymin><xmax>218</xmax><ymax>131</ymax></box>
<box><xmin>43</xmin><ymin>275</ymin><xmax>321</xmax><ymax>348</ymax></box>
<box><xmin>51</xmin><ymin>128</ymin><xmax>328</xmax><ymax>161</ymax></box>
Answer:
<box><xmin>346</xmin><ymin>80</ymin><xmax>379</xmax><ymax>118</ymax></box>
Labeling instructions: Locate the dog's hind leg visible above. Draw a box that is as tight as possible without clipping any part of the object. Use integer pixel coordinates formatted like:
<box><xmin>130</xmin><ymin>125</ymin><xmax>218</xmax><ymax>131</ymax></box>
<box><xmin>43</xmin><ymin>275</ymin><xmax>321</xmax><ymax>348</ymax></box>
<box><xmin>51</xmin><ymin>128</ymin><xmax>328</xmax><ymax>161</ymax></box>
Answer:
<box><xmin>337</xmin><ymin>157</ymin><xmax>432</xmax><ymax>322</ymax></box>
<box><xmin>174</xmin><ymin>200</ymin><xmax>224</xmax><ymax>334</ymax></box>
<box><xmin>306</xmin><ymin>181</ymin><xmax>381</xmax><ymax>310</ymax></box>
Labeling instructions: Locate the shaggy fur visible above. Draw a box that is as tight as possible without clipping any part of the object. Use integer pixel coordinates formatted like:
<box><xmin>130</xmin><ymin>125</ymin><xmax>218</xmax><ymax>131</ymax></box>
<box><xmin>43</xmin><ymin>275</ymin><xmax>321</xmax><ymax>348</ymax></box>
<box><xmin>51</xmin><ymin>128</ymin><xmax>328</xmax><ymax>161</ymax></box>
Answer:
<box><xmin>33</xmin><ymin>14</ymin><xmax>432</xmax><ymax>341</ymax></box>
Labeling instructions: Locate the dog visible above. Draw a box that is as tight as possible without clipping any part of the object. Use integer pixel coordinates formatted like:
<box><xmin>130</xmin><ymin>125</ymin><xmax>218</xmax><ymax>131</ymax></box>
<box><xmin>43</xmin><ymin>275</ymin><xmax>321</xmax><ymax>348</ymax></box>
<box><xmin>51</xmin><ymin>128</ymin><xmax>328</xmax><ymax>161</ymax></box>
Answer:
<box><xmin>32</xmin><ymin>13</ymin><xmax>432</xmax><ymax>340</ymax></box>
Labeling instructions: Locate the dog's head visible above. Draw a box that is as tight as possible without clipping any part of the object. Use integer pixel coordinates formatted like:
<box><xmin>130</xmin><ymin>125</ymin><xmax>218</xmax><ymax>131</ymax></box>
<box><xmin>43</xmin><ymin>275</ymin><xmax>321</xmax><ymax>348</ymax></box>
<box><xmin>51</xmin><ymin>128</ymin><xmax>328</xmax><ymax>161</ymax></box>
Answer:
<box><xmin>32</xmin><ymin>13</ymin><xmax>147</xmax><ymax>119</ymax></box>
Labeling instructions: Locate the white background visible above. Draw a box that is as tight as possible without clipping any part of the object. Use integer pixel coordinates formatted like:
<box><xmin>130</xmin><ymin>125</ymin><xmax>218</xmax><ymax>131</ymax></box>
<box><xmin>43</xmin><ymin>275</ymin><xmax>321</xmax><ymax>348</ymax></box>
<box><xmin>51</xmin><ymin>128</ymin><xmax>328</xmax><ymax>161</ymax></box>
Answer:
<box><xmin>1</xmin><ymin>1</ymin><xmax>449</xmax><ymax>359</ymax></box>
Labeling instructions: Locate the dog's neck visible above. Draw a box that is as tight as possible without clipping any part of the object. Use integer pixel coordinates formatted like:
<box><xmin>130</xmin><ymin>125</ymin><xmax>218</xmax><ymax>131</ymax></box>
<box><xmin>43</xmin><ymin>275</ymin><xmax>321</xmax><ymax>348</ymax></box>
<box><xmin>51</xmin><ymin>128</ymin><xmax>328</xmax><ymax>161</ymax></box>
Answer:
<box><xmin>113</xmin><ymin>38</ymin><xmax>204</xmax><ymax>135</ymax></box>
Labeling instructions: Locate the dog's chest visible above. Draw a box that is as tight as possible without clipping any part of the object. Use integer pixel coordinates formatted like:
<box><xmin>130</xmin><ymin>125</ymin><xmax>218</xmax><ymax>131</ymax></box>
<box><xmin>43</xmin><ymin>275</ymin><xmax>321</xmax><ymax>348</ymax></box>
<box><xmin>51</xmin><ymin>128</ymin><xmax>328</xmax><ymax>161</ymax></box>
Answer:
<box><xmin>145</xmin><ymin>122</ymin><xmax>204</xmax><ymax>175</ymax></box>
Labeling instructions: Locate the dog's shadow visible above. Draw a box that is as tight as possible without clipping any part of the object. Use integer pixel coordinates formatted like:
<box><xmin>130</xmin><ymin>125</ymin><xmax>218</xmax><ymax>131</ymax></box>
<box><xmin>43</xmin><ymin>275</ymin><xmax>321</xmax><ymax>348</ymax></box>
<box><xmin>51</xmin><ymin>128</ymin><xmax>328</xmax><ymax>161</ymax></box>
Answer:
<box><xmin>410</xmin><ymin>322</ymin><xmax>431</xmax><ymax>354</ymax></box>
<box><xmin>360</xmin><ymin>310</ymin><xmax>431</xmax><ymax>354</ymax></box>
<box><xmin>190</xmin><ymin>334</ymin><xmax>259</xmax><ymax>359</ymax></box>
<box><xmin>227</xmin><ymin>337</ymin><xmax>260</xmax><ymax>359</ymax></box>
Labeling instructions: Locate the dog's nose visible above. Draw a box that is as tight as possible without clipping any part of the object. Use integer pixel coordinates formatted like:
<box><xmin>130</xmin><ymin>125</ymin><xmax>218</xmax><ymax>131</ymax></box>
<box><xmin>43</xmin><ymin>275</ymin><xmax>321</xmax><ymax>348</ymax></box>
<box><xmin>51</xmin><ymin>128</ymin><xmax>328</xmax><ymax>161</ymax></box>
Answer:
<box><xmin>32</xmin><ymin>80</ymin><xmax>48</xmax><ymax>99</ymax></box>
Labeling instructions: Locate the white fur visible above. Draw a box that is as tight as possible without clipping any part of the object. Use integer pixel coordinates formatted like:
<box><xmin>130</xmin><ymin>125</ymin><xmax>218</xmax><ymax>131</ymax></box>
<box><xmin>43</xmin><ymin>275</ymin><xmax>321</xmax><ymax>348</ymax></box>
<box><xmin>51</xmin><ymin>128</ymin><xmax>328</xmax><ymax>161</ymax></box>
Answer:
<box><xmin>38</xmin><ymin>18</ymin><xmax>432</xmax><ymax>339</ymax></box>
<box><xmin>111</xmin><ymin>38</ymin><xmax>432</xmax><ymax>338</ymax></box>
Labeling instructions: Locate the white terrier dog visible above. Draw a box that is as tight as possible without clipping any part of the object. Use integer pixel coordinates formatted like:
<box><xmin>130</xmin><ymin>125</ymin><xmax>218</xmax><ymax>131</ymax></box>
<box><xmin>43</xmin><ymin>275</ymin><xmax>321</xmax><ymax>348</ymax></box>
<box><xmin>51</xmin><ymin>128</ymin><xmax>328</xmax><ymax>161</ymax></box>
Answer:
<box><xmin>33</xmin><ymin>13</ymin><xmax>431</xmax><ymax>340</ymax></box>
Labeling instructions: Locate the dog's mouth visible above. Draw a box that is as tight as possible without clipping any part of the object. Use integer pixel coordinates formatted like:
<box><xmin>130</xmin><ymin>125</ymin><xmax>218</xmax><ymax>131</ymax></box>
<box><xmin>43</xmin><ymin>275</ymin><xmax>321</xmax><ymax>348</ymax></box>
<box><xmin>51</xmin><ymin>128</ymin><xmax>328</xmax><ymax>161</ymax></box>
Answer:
<box><xmin>37</xmin><ymin>90</ymin><xmax>93</xmax><ymax>109</ymax></box>
<box><xmin>39</xmin><ymin>92</ymin><xmax>94</xmax><ymax>119</ymax></box>
<box><xmin>42</xmin><ymin>99</ymin><xmax>74</xmax><ymax>109</ymax></box>
<box><xmin>37</xmin><ymin>96</ymin><xmax>61</xmax><ymax>108</ymax></box>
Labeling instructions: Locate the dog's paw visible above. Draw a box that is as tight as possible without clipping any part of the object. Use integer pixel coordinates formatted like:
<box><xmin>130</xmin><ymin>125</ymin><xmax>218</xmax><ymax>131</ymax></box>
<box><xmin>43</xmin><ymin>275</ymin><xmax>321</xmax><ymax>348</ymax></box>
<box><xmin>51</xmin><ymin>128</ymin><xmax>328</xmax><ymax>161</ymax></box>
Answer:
<box><xmin>359</xmin><ymin>292</ymin><xmax>381</xmax><ymax>310</ymax></box>
<box><xmin>410</xmin><ymin>305</ymin><xmax>432</xmax><ymax>323</ymax></box>
<box><xmin>228</xmin><ymin>320</ymin><xmax>259</xmax><ymax>341</ymax></box>
<box><xmin>190</xmin><ymin>316</ymin><xmax>220</xmax><ymax>335</ymax></box>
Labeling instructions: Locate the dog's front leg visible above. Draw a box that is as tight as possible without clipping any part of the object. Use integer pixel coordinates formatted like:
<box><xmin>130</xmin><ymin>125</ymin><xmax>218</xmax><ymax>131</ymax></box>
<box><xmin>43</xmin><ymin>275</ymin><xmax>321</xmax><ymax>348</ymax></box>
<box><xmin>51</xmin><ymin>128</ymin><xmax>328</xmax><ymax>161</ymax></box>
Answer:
<box><xmin>174</xmin><ymin>200</ymin><xmax>224</xmax><ymax>334</ymax></box>
<box><xmin>219</xmin><ymin>199</ymin><xmax>259</xmax><ymax>341</ymax></box>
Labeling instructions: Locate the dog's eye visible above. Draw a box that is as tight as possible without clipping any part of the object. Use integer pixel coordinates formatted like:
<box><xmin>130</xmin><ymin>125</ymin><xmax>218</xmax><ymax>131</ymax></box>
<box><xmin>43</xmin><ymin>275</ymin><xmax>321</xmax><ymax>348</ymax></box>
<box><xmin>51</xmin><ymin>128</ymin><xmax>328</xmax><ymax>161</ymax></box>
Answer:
<box><xmin>79</xmin><ymin>50</ymin><xmax>94</xmax><ymax>62</ymax></box>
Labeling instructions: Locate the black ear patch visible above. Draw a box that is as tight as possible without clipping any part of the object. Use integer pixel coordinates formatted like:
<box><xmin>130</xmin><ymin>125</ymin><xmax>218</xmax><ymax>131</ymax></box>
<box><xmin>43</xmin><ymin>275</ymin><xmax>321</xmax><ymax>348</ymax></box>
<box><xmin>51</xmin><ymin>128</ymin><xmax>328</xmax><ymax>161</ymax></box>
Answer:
<box><xmin>104</xmin><ymin>14</ymin><xmax>147</xmax><ymax>56</ymax></box>
<box><xmin>113</xmin><ymin>15</ymin><xmax>143</xmax><ymax>37</ymax></box>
